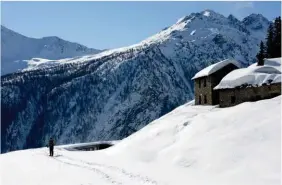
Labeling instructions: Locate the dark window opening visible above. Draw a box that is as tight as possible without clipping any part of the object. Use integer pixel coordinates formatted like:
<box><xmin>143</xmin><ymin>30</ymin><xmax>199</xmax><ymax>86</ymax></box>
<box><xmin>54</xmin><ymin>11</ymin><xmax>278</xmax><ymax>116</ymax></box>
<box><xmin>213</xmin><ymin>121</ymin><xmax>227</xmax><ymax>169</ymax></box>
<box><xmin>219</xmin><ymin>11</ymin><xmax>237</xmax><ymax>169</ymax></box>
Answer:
<box><xmin>271</xmin><ymin>93</ymin><xmax>280</xmax><ymax>98</ymax></box>
<box><xmin>255</xmin><ymin>95</ymin><xmax>261</xmax><ymax>101</ymax></box>
<box><xmin>72</xmin><ymin>143</ymin><xmax>113</xmax><ymax>151</ymax></box>
<box><xmin>204</xmin><ymin>79</ymin><xmax>206</xmax><ymax>87</ymax></box>
<box><xmin>199</xmin><ymin>80</ymin><xmax>201</xmax><ymax>88</ymax></box>
<box><xmin>199</xmin><ymin>95</ymin><xmax>202</xmax><ymax>104</ymax></box>
<box><xmin>250</xmin><ymin>96</ymin><xmax>256</xmax><ymax>102</ymax></box>
<box><xmin>231</xmin><ymin>96</ymin><xmax>235</xmax><ymax>104</ymax></box>
<box><xmin>204</xmin><ymin>95</ymin><xmax>207</xmax><ymax>104</ymax></box>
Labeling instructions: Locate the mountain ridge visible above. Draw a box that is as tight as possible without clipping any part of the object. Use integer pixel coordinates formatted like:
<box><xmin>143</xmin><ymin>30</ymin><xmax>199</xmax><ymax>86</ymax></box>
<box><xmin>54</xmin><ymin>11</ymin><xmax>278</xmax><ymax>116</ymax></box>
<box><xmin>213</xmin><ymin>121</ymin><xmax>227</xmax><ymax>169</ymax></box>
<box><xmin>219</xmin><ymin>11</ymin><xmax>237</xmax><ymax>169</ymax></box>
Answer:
<box><xmin>1</xmin><ymin>25</ymin><xmax>102</xmax><ymax>75</ymax></box>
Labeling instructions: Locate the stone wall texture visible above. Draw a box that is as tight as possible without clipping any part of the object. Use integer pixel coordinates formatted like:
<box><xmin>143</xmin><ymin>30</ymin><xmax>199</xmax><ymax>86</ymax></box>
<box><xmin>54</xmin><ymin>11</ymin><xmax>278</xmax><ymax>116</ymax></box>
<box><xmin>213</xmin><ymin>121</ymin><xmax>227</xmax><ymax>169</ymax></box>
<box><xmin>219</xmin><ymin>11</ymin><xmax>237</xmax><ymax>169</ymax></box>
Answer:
<box><xmin>217</xmin><ymin>83</ymin><xmax>281</xmax><ymax>107</ymax></box>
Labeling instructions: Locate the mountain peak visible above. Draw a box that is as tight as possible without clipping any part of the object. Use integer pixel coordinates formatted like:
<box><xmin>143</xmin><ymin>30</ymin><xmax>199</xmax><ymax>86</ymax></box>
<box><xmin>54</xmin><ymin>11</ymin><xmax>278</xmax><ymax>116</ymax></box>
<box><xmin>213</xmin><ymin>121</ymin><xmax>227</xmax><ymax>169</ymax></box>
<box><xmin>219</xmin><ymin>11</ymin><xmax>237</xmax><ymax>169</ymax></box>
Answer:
<box><xmin>201</xmin><ymin>9</ymin><xmax>217</xmax><ymax>16</ymax></box>
<box><xmin>41</xmin><ymin>36</ymin><xmax>63</xmax><ymax>42</ymax></box>
<box><xmin>176</xmin><ymin>9</ymin><xmax>224</xmax><ymax>24</ymax></box>
<box><xmin>200</xmin><ymin>9</ymin><xmax>226</xmax><ymax>19</ymax></box>
<box><xmin>243</xmin><ymin>13</ymin><xmax>269</xmax><ymax>23</ymax></box>
<box><xmin>1</xmin><ymin>25</ymin><xmax>8</xmax><ymax>31</ymax></box>
<box><xmin>42</xmin><ymin>36</ymin><xmax>61</xmax><ymax>39</ymax></box>
<box><xmin>242</xmin><ymin>13</ymin><xmax>270</xmax><ymax>31</ymax></box>
<box><xmin>202</xmin><ymin>10</ymin><xmax>211</xmax><ymax>17</ymax></box>
<box><xmin>246</xmin><ymin>13</ymin><xmax>267</xmax><ymax>19</ymax></box>
<box><xmin>227</xmin><ymin>14</ymin><xmax>239</xmax><ymax>21</ymax></box>
<box><xmin>1</xmin><ymin>25</ymin><xmax>27</xmax><ymax>38</ymax></box>
<box><xmin>1</xmin><ymin>26</ymin><xmax>102</xmax><ymax>75</ymax></box>
<box><xmin>1</xmin><ymin>25</ymin><xmax>11</xmax><ymax>32</ymax></box>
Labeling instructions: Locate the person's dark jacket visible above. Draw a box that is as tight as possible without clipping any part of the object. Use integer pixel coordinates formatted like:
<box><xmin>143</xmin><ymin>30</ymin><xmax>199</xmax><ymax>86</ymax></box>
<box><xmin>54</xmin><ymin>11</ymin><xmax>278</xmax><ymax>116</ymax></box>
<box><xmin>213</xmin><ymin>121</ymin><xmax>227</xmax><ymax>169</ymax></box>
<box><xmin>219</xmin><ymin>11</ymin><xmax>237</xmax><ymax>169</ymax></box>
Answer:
<box><xmin>49</xmin><ymin>138</ymin><xmax>55</xmax><ymax>148</ymax></box>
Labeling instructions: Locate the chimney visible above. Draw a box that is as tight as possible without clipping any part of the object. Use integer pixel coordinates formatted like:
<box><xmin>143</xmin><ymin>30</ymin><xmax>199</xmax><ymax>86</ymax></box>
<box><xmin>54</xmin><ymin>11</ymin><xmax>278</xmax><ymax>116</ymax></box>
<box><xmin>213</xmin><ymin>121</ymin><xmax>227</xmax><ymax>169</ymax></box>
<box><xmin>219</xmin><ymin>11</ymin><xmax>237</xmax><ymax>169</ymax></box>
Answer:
<box><xmin>257</xmin><ymin>58</ymin><xmax>265</xmax><ymax>66</ymax></box>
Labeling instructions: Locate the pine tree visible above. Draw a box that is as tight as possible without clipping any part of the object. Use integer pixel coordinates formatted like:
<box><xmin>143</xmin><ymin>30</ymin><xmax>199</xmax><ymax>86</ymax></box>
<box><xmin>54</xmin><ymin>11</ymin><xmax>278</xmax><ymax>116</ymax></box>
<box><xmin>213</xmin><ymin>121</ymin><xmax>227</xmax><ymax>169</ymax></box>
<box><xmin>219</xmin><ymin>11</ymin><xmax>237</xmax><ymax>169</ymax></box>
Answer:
<box><xmin>256</xmin><ymin>41</ymin><xmax>266</xmax><ymax>66</ymax></box>
<box><xmin>266</xmin><ymin>23</ymin><xmax>275</xmax><ymax>58</ymax></box>
<box><xmin>273</xmin><ymin>17</ymin><xmax>281</xmax><ymax>57</ymax></box>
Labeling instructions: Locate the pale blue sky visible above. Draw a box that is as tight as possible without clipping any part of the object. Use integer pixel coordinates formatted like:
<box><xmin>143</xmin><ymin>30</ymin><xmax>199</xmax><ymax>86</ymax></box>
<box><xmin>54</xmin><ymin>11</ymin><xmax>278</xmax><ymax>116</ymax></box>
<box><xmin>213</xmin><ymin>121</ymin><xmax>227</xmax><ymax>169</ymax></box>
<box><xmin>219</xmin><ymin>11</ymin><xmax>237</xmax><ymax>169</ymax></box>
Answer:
<box><xmin>1</xmin><ymin>1</ymin><xmax>281</xmax><ymax>49</ymax></box>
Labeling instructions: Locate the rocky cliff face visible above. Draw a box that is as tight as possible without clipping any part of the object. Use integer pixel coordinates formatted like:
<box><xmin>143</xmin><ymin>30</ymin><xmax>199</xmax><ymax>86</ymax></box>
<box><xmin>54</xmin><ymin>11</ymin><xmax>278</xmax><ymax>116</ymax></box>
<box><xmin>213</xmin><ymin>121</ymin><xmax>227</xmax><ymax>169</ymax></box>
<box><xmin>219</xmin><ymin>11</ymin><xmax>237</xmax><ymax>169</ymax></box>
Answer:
<box><xmin>1</xmin><ymin>10</ymin><xmax>270</xmax><ymax>153</ymax></box>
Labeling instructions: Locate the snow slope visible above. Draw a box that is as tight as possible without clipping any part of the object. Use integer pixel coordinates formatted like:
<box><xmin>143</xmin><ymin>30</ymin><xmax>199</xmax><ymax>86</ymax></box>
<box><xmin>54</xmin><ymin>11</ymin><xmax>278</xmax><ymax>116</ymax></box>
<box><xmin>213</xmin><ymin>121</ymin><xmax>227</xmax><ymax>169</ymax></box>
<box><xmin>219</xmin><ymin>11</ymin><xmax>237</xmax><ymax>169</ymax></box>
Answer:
<box><xmin>1</xmin><ymin>25</ymin><xmax>102</xmax><ymax>75</ymax></box>
<box><xmin>1</xmin><ymin>96</ymin><xmax>280</xmax><ymax>185</ymax></box>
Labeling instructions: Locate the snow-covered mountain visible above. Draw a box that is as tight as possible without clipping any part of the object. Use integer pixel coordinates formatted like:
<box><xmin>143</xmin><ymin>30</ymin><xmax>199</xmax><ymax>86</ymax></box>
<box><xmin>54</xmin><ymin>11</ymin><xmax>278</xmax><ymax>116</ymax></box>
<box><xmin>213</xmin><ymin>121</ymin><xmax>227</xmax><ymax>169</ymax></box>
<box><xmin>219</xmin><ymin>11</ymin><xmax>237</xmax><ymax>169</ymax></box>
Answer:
<box><xmin>1</xmin><ymin>96</ymin><xmax>280</xmax><ymax>185</ymax></box>
<box><xmin>1</xmin><ymin>10</ymin><xmax>271</xmax><ymax>153</ymax></box>
<box><xmin>1</xmin><ymin>25</ymin><xmax>102</xmax><ymax>75</ymax></box>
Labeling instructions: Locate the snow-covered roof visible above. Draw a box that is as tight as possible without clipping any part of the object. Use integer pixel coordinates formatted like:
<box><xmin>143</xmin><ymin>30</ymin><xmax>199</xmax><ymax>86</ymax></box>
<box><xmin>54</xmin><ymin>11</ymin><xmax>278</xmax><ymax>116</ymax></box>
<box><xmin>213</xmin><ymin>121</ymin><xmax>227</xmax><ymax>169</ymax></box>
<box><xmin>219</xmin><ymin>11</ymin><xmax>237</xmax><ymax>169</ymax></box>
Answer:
<box><xmin>214</xmin><ymin>65</ymin><xmax>281</xmax><ymax>90</ymax></box>
<box><xmin>249</xmin><ymin>57</ymin><xmax>281</xmax><ymax>72</ymax></box>
<box><xmin>264</xmin><ymin>57</ymin><xmax>281</xmax><ymax>67</ymax></box>
<box><xmin>192</xmin><ymin>59</ymin><xmax>241</xmax><ymax>80</ymax></box>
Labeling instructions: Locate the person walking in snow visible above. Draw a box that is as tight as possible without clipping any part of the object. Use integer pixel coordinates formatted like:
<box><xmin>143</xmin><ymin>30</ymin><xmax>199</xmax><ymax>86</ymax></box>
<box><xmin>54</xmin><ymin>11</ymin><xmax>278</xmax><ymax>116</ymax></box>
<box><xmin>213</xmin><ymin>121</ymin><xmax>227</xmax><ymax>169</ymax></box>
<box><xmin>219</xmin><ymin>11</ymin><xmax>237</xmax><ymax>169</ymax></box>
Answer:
<box><xmin>48</xmin><ymin>137</ymin><xmax>55</xmax><ymax>156</ymax></box>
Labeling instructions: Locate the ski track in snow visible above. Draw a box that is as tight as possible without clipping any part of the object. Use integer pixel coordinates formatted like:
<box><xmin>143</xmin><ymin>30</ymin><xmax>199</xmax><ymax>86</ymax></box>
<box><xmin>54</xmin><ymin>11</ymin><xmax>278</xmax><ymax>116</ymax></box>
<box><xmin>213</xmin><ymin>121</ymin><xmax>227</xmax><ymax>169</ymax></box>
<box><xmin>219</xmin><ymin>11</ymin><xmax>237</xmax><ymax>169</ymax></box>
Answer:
<box><xmin>51</xmin><ymin>152</ymin><xmax>159</xmax><ymax>185</ymax></box>
<box><xmin>52</xmin><ymin>156</ymin><xmax>122</xmax><ymax>185</ymax></box>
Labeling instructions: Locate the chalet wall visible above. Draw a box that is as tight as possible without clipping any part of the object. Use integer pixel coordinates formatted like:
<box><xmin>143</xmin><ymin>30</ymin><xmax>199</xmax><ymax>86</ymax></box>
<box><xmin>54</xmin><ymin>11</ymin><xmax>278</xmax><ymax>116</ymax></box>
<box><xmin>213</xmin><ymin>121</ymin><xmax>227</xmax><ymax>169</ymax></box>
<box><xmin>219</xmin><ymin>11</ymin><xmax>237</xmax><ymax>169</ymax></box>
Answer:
<box><xmin>218</xmin><ymin>83</ymin><xmax>281</xmax><ymax>107</ymax></box>
<box><xmin>210</xmin><ymin>64</ymin><xmax>240</xmax><ymax>105</ymax></box>
<box><xmin>194</xmin><ymin>76</ymin><xmax>213</xmax><ymax>105</ymax></box>
<box><xmin>194</xmin><ymin>63</ymin><xmax>239</xmax><ymax>105</ymax></box>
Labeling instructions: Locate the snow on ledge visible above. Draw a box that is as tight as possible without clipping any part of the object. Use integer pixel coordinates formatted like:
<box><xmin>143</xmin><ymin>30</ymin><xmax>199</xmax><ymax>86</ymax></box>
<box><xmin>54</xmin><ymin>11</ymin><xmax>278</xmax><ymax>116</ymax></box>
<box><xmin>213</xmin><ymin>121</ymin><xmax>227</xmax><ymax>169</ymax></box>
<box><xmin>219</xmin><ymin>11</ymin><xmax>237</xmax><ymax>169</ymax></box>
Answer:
<box><xmin>176</xmin><ymin>16</ymin><xmax>187</xmax><ymax>24</ymax></box>
<box><xmin>203</xmin><ymin>11</ymin><xmax>210</xmax><ymax>17</ymax></box>
<box><xmin>192</xmin><ymin>59</ymin><xmax>241</xmax><ymax>80</ymax></box>
<box><xmin>190</xmin><ymin>30</ymin><xmax>196</xmax><ymax>35</ymax></box>
<box><xmin>214</xmin><ymin>66</ymin><xmax>281</xmax><ymax>90</ymax></box>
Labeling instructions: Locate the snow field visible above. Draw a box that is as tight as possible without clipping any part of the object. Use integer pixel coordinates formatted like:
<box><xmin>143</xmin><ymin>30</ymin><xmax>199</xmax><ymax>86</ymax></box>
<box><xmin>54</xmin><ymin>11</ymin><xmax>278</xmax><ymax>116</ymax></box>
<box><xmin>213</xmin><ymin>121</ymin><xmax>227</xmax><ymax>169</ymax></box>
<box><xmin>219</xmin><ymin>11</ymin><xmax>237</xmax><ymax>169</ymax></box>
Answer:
<box><xmin>1</xmin><ymin>96</ymin><xmax>280</xmax><ymax>185</ymax></box>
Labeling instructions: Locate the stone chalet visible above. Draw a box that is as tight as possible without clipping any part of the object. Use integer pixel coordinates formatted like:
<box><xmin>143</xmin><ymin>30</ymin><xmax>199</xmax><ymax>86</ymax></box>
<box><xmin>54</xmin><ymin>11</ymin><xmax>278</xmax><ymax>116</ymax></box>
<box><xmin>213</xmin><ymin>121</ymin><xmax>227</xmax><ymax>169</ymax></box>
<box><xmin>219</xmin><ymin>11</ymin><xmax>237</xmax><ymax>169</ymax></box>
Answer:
<box><xmin>192</xmin><ymin>58</ymin><xmax>281</xmax><ymax>107</ymax></box>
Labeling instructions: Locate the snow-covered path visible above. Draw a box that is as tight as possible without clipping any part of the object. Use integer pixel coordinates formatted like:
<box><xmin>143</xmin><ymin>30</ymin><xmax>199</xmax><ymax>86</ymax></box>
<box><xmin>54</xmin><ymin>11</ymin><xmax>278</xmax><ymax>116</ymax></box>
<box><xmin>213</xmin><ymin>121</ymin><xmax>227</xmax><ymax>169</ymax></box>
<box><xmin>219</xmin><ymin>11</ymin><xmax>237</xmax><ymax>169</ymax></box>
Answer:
<box><xmin>52</xmin><ymin>153</ymin><xmax>158</xmax><ymax>185</ymax></box>
<box><xmin>1</xmin><ymin>147</ymin><xmax>161</xmax><ymax>185</ymax></box>
<box><xmin>1</xmin><ymin>97</ymin><xmax>281</xmax><ymax>185</ymax></box>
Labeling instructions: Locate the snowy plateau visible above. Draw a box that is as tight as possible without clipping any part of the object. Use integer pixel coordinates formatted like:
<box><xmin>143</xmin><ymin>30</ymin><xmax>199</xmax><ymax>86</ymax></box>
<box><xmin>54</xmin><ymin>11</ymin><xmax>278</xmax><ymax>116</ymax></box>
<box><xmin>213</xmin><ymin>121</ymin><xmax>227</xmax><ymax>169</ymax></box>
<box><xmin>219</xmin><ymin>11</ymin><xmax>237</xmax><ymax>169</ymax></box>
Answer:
<box><xmin>1</xmin><ymin>10</ymin><xmax>272</xmax><ymax>153</ymax></box>
<box><xmin>1</xmin><ymin>96</ymin><xmax>281</xmax><ymax>185</ymax></box>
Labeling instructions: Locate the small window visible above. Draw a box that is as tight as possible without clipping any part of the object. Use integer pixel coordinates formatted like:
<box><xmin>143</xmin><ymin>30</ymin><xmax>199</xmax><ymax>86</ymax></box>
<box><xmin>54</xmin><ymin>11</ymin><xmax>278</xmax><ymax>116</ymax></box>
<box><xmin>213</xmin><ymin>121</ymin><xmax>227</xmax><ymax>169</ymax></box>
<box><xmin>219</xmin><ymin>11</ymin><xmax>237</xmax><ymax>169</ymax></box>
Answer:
<box><xmin>204</xmin><ymin>79</ymin><xmax>206</xmax><ymax>87</ymax></box>
<box><xmin>199</xmin><ymin>80</ymin><xmax>201</xmax><ymax>88</ymax></box>
<box><xmin>204</xmin><ymin>95</ymin><xmax>207</xmax><ymax>104</ymax></box>
<box><xmin>271</xmin><ymin>93</ymin><xmax>280</xmax><ymax>98</ymax></box>
<box><xmin>250</xmin><ymin>96</ymin><xmax>256</xmax><ymax>102</ymax></box>
<box><xmin>255</xmin><ymin>95</ymin><xmax>261</xmax><ymax>101</ymax></box>
<box><xmin>231</xmin><ymin>96</ymin><xmax>236</xmax><ymax>104</ymax></box>
<box><xmin>199</xmin><ymin>95</ymin><xmax>202</xmax><ymax>104</ymax></box>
